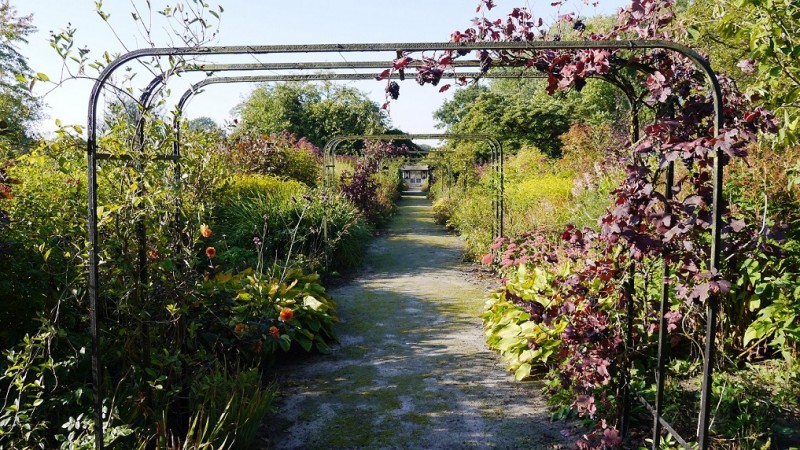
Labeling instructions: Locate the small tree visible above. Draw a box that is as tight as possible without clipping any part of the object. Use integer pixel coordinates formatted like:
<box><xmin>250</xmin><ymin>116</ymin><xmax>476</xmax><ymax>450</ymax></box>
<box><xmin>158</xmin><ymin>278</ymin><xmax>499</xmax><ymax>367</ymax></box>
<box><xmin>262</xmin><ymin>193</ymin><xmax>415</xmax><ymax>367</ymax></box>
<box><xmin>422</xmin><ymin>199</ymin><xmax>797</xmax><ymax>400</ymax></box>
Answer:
<box><xmin>0</xmin><ymin>0</ymin><xmax>40</xmax><ymax>155</ymax></box>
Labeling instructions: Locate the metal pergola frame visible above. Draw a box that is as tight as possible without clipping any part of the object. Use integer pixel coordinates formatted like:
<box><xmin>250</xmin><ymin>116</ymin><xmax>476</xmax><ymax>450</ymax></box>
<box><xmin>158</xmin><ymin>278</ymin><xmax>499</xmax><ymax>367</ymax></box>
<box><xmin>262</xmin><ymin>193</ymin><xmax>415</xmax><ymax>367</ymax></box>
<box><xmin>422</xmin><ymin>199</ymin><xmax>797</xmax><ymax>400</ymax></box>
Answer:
<box><xmin>168</xmin><ymin>75</ymin><xmax>511</xmax><ymax>257</ymax></box>
<box><xmin>171</xmin><ymin>77</ymin><xmax>507</xmax><ymax>262</ymax></box>
<box><xmin>86</xmin><ymin>40</ymin><xmax>724</xmax><ymax>450</ymax></box>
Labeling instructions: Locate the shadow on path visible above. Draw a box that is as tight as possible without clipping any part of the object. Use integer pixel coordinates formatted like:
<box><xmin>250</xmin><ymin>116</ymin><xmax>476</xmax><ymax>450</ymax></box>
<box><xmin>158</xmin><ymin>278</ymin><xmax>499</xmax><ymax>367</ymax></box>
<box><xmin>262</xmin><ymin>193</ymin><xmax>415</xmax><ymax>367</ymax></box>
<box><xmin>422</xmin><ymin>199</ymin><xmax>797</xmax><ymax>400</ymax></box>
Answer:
<box><xmin>262</xmin><ymin>194</ymin><xmax>571</xmax><ymax>449</ymax></box>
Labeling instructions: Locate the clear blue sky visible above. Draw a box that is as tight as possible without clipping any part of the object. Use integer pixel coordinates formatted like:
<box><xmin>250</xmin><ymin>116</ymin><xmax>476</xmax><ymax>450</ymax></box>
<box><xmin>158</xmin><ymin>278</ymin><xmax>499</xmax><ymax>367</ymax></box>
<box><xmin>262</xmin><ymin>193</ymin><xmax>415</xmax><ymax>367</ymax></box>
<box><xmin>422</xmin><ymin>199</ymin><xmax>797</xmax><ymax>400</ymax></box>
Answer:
<box><xmin>19</xmin><ymin>0</ymin><xmax>628</xmax><ymax>137</ymax></box>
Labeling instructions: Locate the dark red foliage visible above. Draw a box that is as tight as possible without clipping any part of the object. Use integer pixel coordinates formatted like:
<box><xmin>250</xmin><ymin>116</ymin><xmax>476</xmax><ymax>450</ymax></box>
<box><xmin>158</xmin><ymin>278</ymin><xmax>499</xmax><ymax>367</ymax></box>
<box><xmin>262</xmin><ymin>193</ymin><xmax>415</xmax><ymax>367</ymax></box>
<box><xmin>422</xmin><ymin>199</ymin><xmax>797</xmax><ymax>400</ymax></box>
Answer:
<box><xmin>339</xmin><ymin>141</ymin><xmax>408</xmax><ymax>226</ymax></box>
<box><xmin>373</xmin><ymin>0</ymin><xmax>785</xmax><ymax>446</ymax></box>
<box><xmin>388</xmin><ymin>0</ymin><xmax>780</xmax><ymax>446</ymax></box>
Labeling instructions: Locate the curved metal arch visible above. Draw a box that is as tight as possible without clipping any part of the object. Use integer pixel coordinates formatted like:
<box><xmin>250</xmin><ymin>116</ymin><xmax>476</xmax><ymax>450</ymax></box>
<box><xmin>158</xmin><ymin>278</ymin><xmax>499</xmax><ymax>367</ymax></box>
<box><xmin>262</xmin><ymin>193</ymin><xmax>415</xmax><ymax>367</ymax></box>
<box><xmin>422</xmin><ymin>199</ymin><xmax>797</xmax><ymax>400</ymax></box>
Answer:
<box><xmin>165</xmin><ymin>69</ymin><xmax>548</xmax><ymax>180</ymax></box>
<box><xmin>87</xmin><ymin>40</ymin><xmax>724</xmax><ymax>450</ymax></box>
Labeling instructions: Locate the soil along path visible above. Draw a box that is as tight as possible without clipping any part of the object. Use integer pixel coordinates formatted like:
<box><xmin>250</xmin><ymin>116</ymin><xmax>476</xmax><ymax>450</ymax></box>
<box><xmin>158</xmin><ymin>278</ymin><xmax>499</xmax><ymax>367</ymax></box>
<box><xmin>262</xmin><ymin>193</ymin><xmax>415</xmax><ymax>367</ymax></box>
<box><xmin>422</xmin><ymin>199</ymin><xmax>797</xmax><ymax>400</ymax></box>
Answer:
<box><xmin>265</xmin><ymin>193</ymin><xmax>569</xmax><ymax>449</ymax></box>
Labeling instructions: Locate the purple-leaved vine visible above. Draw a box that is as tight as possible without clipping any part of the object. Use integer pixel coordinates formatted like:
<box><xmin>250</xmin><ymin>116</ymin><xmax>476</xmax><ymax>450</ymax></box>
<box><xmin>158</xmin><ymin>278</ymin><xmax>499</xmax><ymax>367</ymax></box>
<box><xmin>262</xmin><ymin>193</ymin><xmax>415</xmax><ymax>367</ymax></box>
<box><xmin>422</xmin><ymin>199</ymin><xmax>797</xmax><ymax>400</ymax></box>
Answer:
<box><xmin>383</xmin><ymin>0</ymin><xmax>780</xmax><ymax>447</ymax></box>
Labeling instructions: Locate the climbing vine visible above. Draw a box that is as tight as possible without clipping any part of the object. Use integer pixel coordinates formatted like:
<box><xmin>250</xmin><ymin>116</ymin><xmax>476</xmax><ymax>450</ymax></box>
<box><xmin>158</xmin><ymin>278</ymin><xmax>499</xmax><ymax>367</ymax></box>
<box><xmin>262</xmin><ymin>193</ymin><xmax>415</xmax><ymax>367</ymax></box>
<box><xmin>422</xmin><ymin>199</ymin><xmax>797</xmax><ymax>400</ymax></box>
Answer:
<box><xmin>383</xmin><ymin>0</ymin><xmax>780</xmax><ymax>446</ymax></box>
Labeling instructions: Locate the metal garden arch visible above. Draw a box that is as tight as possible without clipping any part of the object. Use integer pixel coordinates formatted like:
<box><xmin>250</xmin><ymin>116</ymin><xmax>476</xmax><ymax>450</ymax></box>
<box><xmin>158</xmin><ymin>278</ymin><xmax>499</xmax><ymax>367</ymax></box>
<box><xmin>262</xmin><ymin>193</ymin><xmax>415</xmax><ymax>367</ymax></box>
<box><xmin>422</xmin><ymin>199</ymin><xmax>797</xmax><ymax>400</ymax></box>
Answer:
<box><xmin>169</xmin><ymin>77</ymin><xmax>508</xmax><ymax>246</ymax></box>
<box><xmin>321</xmin><ymin>133</ymin><xmax>504</xmax><ymax>238</ymax></box>
<box><xmin>87</xmin><ymin>40</ymin><xmax>724</xmax><ymax>450</ymax></box>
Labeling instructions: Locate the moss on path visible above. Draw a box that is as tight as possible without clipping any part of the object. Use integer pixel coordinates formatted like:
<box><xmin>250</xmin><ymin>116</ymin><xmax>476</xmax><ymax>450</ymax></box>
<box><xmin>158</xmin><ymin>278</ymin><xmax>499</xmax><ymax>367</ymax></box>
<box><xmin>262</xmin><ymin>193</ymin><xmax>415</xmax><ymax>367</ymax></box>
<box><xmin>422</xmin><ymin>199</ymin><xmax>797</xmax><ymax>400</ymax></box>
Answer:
<box><xmin>262</xmin><ymin>194</ymin><xmax>569</xmax><ymax>449</ymax></box>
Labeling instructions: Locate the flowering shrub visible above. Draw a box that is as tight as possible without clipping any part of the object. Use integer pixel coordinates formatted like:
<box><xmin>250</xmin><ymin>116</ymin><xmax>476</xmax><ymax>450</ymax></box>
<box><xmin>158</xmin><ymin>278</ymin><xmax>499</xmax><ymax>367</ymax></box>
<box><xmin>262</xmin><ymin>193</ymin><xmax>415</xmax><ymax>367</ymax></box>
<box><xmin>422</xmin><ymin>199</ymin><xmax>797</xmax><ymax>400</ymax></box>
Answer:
<box><xmin>198</xmin><ymin>263</ymin><xmax>338</xmax><ymax>363</ymax></box>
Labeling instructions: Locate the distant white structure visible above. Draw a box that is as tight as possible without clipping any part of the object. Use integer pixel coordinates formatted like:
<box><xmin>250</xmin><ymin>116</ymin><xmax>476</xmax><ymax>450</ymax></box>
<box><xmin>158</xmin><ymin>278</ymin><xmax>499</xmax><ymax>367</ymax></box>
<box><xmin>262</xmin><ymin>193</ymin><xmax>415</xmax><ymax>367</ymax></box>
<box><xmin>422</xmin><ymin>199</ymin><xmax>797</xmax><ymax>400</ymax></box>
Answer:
<box><xmin>401</xmin><ymin>164</ymin><xmax>429</xmax><ymax>191</ymax></box>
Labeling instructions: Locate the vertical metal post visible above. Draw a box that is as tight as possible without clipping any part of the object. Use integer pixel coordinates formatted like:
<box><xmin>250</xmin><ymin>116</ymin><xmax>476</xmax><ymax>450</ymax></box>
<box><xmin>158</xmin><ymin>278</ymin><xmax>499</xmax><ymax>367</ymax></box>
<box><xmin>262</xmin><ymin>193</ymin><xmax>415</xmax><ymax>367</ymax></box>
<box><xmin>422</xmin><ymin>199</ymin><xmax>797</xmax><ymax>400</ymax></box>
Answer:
<box><xmin>698</xmin><ymin>57</ymin><xmax>725</xmax><ymax>450</ymax></box>
<box><xmin>491</xmin><ymin>141</ymin><xmax>498</xmax><ymax>239</ymax></box>
<box><xmin>620</xmin><ymin>94</ymin><xmax>641</xmax><ymax>439</ymax></box>
<box><xmin>172</xmin><ymin>110</ymin><xmax>183</xmax><ymax>247</ymax></box>
<box><xmin>134</xmin><ymin>105</ymin><xmax>151</xmax><ymax>371</ymax></box>
<box><xmin>321</xmin><ymin>138</ymin><xmax>338</xmax><ymax>266</ymax></box>
<box><xmin>652</xmin><ymin>161</ymin><xmax>675</xmax><ymax>448</ymax></box>
<box><xmin>87</xmin><ymin>77</ymin><xmax>105</xmax><ymax>450</ymax></box>
<box><xmin>498</xmin><ymin>140</ymin><xmax>504</xmax><ymax>237</ymax></box>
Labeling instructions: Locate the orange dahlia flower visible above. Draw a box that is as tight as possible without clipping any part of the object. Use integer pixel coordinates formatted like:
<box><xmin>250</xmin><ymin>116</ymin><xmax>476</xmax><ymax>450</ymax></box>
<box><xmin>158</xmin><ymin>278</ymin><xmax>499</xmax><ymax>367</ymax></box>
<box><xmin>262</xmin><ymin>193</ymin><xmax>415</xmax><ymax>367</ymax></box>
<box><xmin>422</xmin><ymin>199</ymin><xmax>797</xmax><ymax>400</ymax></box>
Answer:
<box><xmin>279</xmin><ymin>308</ymin><xmax>294</xmax><ymax>322</ymax></box>
<box><xmin>269</xmin><ymin>326</ymin><xmax>280</xmax><ymax>338</ymax></box>
<box><xmin>205</xmin><ymin>247</ymin><xmax>216</xmax><ymax>258</ymax></box>
<box><xmin>200</xmin><ymin>223</ymin><xmax>212</xmax><ymax>238</ymax></box>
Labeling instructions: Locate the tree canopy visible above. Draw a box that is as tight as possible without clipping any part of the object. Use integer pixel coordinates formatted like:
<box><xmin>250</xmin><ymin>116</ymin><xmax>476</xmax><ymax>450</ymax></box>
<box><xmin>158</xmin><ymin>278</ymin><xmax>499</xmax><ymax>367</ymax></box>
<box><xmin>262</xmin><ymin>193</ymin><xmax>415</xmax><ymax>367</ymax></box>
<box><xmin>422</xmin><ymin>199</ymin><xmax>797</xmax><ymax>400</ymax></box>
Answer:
<box><xmin>680</xmin><ymin>0</ymin><xmax>800</xmax><ymax>145</ymax></box>
<box><xmin>0</xmin><ymin>0</ymin><xmax>40</xmax><ymax>155</ymax></box>
<box><xmin>233</xmin><ymin>81</ymin><xmax>390</xmax><ymax>151</ymax></box>
<box><xmin>434</xmin><ymin>76</ymin><xmax>624</xmax><ymax>158</ymax></box>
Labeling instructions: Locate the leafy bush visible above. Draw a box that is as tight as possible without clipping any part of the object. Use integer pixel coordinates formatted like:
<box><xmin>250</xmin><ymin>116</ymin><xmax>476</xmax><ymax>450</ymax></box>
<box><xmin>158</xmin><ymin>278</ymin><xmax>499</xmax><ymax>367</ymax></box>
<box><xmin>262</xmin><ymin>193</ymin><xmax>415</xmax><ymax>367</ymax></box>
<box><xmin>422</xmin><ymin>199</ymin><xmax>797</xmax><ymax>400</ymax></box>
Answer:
<box><xmin>339</xmin><ymin>141</ymin><xmax>406</xmax><ymax>227</ymax></box>
<box><xmin>0</xmin><ymin>144</ymin><xmax>85</xmax><ymax>349</ymax></box>
<box><xmin>222</xmin><ymin>131</ymin><xmax>322</xmax><ymax>187</ymax></box>
<box><xmin>186</xmin><ymin>366</ymin><xmax>276</xmax><ymax>449</ymax></box>
<box><xmin>505</xmin><ymin>174</ymin><xmax>573</xmax><ymax>234</ymax></box>
<box><xmin>213</xmin><ymin>173</ymin><xmax>370</xmax><ymax>273</ymax></box>
<box><xmin>483</xmin><ymin>263</ymin><xmax>567</xmax><ymax>381</ymax></box>
<box><xmin>431</xmin><ymin>196</ymin><xmax>456</xmax><ymax>229</ymax></box>
<box><xmin>198</xmin><ymin>264</ymin><xmax>338</xmax><ymax>362</ymax></box>
<box><xmin>449</xmin><ymin>182</ymin><xmax>494</xmax><ymax>260</ymax></box>
<box><xmin>0</xmin><ymin>120</ymin><xmax>347</xmax><ymax>447</ymax></box>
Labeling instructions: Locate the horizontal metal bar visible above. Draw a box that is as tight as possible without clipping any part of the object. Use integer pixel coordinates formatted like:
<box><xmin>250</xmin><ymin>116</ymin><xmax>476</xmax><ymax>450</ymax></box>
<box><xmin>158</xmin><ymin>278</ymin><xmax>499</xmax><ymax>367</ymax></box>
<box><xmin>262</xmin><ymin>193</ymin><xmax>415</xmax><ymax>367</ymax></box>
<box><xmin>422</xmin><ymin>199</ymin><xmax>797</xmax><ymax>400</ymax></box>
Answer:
<box><xmin>195</xmin><ymin>60</ymin><xmax>485</xmax><ymax>72</ymax></box>
<box><xmin>637</xmin><ymin>395</ymin><xmax>694</xmax><ymax>450</ymax></box>
<box><xmin>96</xmin><ymin>153</ymin><xmax>180</xmax><ymax>161</ymax></box>
<box><xmin>334</xmin><ymin>133</ymin><xmax>491</xmax><ymax>141</ymax></box>
<box><xmin>191</xmin><ymin>71</ymin><xmax>536</xmax><ymax>86</ymax></box>
<box><xmin>114</xmin><ymin>40</ymin><xmax>699</xmax><ymax>61</ymax></box>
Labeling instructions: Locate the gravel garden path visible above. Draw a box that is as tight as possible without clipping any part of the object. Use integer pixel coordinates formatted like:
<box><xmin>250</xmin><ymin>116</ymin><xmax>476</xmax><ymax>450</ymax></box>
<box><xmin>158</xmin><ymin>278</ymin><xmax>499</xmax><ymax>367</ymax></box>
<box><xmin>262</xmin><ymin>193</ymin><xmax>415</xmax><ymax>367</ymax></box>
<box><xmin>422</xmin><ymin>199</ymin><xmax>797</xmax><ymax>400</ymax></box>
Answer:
<box><xmin>263</xmin><ymin>193</ymin><xmax>571</xmax><ymax>449</ymax></box>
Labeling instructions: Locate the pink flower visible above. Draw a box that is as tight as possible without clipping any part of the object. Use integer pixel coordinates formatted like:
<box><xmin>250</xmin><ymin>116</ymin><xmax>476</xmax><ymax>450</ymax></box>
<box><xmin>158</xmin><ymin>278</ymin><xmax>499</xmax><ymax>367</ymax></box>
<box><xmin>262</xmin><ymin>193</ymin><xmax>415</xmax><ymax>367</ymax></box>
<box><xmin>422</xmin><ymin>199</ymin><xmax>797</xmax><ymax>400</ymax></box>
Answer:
<box><xmin>481</xmin><ymin>254</ymin><xmax>494</xmax><ymax>265</ymax></box>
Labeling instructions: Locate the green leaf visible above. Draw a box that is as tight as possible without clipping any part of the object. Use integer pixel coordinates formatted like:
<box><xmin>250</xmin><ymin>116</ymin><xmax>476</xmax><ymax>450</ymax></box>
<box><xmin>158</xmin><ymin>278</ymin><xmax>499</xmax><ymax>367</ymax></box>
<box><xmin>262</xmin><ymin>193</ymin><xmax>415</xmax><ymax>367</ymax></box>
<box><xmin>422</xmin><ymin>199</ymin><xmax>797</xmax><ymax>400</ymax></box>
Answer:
<box><xmin>278</xmin><ymin>334</ymin><xmax>291</xmax><ymax>352</ymax></box>
<box><xmin>303</xmin><ymin>295</ymin><xmax>323</xmax><ymax>310</ymax></box>
<box><xmin>315</xmin><ymin>341</ymin><xmax>331</xmax><ymax>354</ymax></box>
<box><xmin>743</xmin><ymin>325</ymin><xmax>763</xmax><ymax>346</ymax></box>
<box><xmin>514</xmin><ymin>363</ymin><xmax>532</xmax><ymax>381</ymax></box>
<box><xmin>294</xmin><ymin>334</ymin><xmax>312</xmax><ymax>352</ymax></box>
<box><xmin>306</xmin><ymin>318</ymin><xmax>320</xmax><ymax>332</ymax></box>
